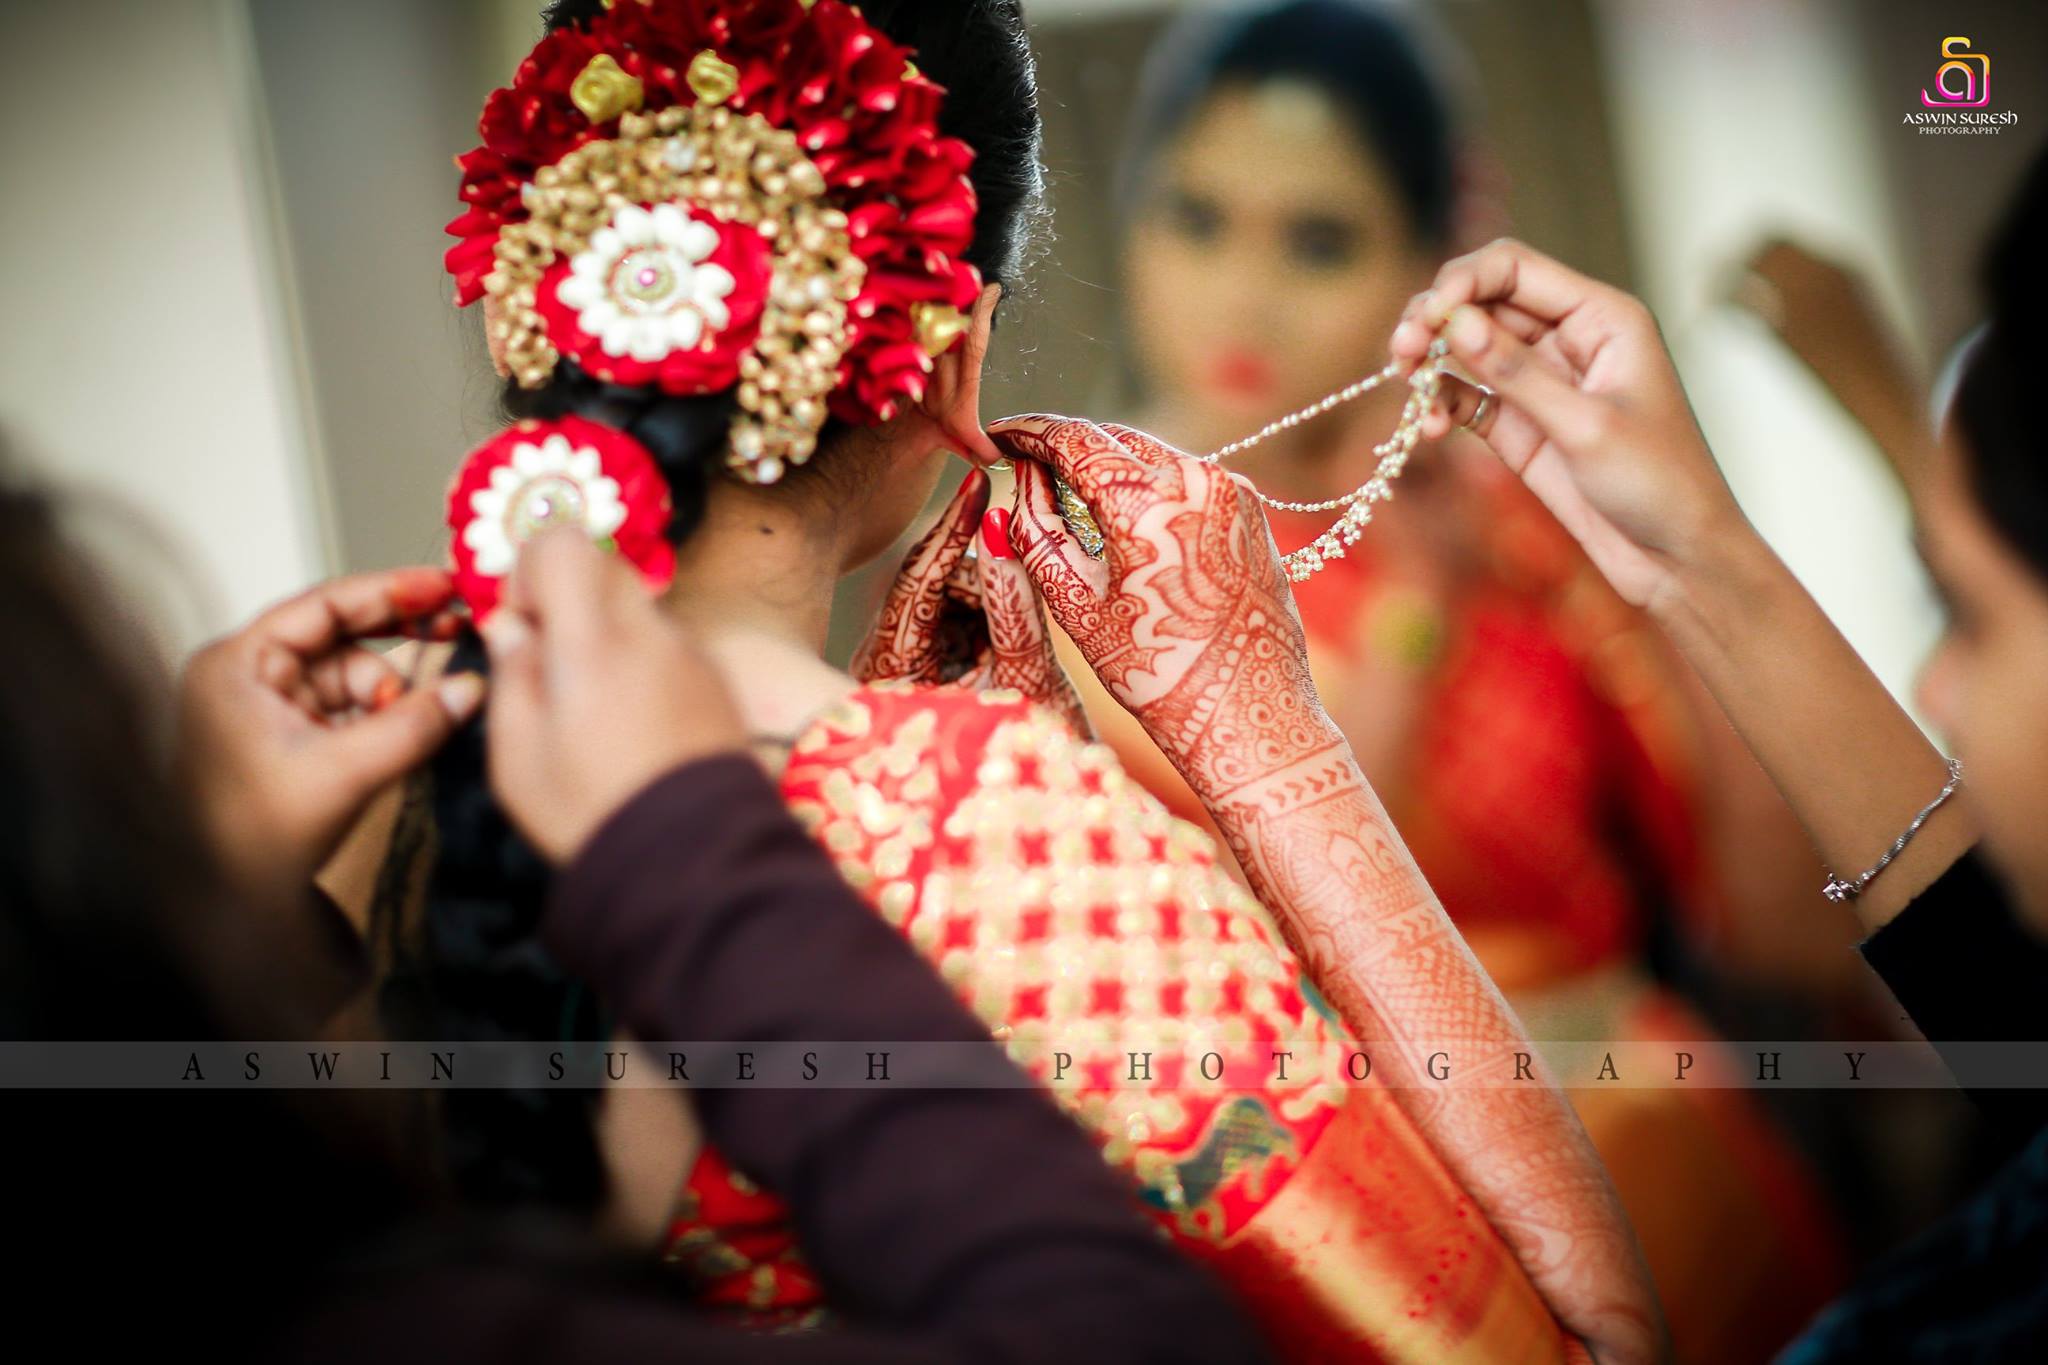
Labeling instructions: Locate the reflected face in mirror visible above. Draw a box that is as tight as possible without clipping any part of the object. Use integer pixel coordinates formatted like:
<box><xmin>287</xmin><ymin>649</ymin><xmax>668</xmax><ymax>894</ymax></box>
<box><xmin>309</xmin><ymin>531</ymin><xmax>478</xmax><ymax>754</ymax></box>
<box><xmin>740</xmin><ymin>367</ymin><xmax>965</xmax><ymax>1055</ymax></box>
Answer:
<box><xmin>1918</xmin><ymin>432</ymin><xmax>2048</xmax><ymax>929</ymax></box>
<box><xmin>1125</xmin><ymin>82</ymin><xmax>1440</xmax><ymax>443</ymax></box>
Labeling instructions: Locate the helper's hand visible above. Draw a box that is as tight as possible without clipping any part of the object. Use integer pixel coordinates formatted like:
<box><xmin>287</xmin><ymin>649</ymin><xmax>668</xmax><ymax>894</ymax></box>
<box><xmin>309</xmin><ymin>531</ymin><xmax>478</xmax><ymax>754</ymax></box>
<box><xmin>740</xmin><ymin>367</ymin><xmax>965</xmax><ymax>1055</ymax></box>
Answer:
<box><xmin>1727</xmin><ymin>237</ymin><xmax>1931</xmax><ymax>484</ymax></box>
<box><xmin>1407</xmin><ymin>241</ymin><xmax>1971</xmax><ymax>952</ymax></box>
<box><xmin>179</xmin><ymin>568</ymin><xmax>478</xmax><ymax>901</ymax></box>
<box><xmin>481</xmin><ymin>529</ymin><xmax>745</xmax><ymax>864</ymax></box>
<box><xmin>853</xmin><ymin>466</ymin><xmax>1087</xmax><ymax>732</ymax></box>
<box><xmin>993</xmin><ymin>416</ymin><xmax>1329</xmax><ymax>798</ymax></box>
<box><xmin>1390</xmin><ymin>237</ymin><xmax>1751</xmax><ymax>616</ymax></box>
<box><xmin>1731</xmin><ymin>237</ymin><xmax>1892</xmax><ymax>374</ymax></box>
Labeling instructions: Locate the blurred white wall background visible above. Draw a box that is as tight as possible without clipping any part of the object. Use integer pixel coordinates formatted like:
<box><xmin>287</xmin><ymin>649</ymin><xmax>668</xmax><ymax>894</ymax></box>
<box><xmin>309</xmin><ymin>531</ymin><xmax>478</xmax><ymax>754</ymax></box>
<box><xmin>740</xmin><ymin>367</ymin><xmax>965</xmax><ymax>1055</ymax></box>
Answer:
<box><xmin>247</xmin><ymin>0</ymin><xmax>510</xmax><ymax>582</ymax></box>
<box><xmin>0</xmin><ymin>0</ymin><xmax>329</xmax><ymax>654</ymax></box>
<box><xmin>1595</xmin><ymin>0</ymin><xmax>1944</xmax><ymax>716</ymax></box>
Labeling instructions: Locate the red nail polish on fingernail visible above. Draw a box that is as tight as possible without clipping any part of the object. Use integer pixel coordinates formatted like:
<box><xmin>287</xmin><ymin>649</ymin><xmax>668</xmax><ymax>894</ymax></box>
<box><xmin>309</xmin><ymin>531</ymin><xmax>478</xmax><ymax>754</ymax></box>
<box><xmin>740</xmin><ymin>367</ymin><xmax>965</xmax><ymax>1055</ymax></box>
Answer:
<box><xmin>372</xmin><ymin>675</ymin><xmax>404</xmax><ymax>712</ymax></box>
<box><xmin>981</xmin><ymin>508</ymin><xmax>1015</xmax><ymax>560</ymax></box>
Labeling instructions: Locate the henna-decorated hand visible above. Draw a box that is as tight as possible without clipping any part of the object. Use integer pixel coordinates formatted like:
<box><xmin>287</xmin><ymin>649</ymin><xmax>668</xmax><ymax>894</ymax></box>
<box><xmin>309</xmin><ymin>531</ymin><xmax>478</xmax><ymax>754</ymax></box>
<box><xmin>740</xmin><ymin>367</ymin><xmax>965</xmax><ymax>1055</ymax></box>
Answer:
<box><xmin>996</xmin><ymin>413</ymin><xmax>1664</xmax><ymax>1365</ymax></box>
<box><xmin>852</xmin><ymin>467</ymin><xmax>1087</xmax><ymax>733</ymax></box>
<box><xmin>993</xmin><ymin>415</ymin><xmax>1335</xmax><ymax>801</ymax></box>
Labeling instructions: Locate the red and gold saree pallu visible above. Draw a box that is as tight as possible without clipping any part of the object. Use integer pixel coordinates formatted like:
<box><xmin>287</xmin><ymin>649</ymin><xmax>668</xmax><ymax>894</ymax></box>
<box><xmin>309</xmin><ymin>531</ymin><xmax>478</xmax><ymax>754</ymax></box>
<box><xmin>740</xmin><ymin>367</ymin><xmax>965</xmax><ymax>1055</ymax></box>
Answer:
<box><xmin>664</xmin><ymin>684</ymin><xmax>1572</xmax><ymax>1362</ymax></box>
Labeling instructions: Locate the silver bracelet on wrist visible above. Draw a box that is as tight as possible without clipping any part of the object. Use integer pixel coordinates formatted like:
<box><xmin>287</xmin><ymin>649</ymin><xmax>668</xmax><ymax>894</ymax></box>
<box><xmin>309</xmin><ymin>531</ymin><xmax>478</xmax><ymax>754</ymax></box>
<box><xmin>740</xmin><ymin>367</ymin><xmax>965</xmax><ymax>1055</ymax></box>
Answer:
<box><xmin>1821</xmin><ymin>757</ymin><xmax>1964</xmax><ymax>904</ymax></box>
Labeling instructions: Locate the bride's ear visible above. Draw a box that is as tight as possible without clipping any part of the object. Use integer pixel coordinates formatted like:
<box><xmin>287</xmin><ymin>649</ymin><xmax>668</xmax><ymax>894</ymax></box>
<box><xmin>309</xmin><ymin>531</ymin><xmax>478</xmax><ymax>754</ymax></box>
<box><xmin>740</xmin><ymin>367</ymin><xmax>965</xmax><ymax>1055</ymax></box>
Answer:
<box><xmin>920</xmin><ymin>283</ymin><xmax>1006</xmax><ymax>468</ymax></box>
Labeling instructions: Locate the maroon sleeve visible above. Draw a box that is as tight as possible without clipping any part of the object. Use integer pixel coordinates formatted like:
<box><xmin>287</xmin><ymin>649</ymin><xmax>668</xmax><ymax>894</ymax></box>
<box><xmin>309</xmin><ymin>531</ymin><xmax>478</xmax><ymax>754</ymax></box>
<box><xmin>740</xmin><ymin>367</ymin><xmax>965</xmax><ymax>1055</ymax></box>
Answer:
<box><xmin>536</xmin><ymin>755</ymin><xmax>1268</xmax><ymax>1364</ymax></box>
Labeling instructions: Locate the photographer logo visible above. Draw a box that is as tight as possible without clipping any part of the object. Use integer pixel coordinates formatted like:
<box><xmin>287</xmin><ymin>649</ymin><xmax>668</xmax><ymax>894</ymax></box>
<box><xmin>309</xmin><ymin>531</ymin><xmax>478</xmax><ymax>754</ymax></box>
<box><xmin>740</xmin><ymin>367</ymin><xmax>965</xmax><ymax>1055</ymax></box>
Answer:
<box><xmin>1904</xmin><ymin>36</ymin><xmax>2016</xmax><ymax>134</ymax></box>
<box><xmin>1921</xmin><ymin>36</ymin><xmax>1989</xmax><ymax>108</ymax></box>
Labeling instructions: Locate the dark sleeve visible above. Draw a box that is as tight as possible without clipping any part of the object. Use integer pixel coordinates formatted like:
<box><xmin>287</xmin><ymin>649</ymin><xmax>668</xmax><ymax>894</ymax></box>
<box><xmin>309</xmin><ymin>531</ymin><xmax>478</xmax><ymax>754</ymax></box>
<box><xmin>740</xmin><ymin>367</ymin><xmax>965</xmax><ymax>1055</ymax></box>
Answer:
<box><xmin>1859</xmin><ymin>847</ymin><xmax>2048</xmax><ymax>1135</ymax></box>
<box><xmin>538</xmin><ymin>756</ymin><xmax>1269</xmax><ymax>1365</ymax></box>
<box><xmin>285</xmin><ymin>1261</ymin><xmax>1165</xmax><ymax>1365</ymax></box>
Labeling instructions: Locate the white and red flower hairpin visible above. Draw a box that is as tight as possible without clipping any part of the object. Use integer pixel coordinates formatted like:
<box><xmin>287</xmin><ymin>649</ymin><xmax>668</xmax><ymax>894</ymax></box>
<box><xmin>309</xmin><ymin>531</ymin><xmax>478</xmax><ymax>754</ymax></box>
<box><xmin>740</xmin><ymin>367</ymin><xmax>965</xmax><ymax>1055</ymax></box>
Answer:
<box><xmin>446</xmin><ymin>416</ymin><xmax>676</xmax><ymax>620</ymax></box>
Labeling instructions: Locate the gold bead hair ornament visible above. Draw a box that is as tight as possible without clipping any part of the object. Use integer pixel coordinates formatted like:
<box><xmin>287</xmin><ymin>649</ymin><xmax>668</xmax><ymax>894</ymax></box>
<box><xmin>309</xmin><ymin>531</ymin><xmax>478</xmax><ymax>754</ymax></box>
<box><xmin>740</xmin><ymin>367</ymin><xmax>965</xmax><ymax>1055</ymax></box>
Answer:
<box><xmin>444</xmin><ymin>0</ymin><xmax>984</xmax><ymax>486</ymax></box>
<box><xmin>1054</xmin><ymin>339</ymin><xmax>1452</xmax><ymax>583</ymax></box>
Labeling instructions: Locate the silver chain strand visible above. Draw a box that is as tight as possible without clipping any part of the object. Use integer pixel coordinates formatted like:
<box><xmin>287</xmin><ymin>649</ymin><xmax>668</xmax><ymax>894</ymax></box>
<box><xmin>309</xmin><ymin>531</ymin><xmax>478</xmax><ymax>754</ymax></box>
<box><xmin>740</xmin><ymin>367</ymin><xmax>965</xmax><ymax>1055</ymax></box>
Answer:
<box><xmin>1052</xmin><ymin>339</ymin><xmax>1452</xmax><ymax>583</ymax></box>
<box><xmin>1203</xmin><ymin>360</ymin><xmax>1406</xmax><ymax>463</ymax></box>
<box><xmin>1820</xmin><ymin>757</ymin><xmax>1965</xmax><ymax>903</ymax></box>
<box><xmin>1201</xmin><ymin>338</ymin><xmax>1450</xmax><ymax>582</ymax></box>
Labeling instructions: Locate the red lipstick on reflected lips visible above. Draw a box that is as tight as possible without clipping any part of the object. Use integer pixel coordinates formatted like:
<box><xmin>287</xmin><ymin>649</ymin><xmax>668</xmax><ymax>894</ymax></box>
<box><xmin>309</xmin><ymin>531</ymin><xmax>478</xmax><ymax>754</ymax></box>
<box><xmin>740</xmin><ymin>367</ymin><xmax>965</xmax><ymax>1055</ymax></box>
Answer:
<box><xmin>1207</xmin><ymin>349</ymin><xmax>1277</xmax><ymax>399</ymax></box>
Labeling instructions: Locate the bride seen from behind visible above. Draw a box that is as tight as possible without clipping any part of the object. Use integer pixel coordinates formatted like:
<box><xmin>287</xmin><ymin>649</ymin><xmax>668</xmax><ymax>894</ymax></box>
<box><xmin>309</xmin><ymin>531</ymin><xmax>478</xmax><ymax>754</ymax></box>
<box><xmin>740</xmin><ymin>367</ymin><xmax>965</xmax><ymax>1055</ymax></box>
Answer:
<box><xmin>326</xmin><ymin>1</ymin><xmax>1659</xmax><ymax>1360</ymax></box>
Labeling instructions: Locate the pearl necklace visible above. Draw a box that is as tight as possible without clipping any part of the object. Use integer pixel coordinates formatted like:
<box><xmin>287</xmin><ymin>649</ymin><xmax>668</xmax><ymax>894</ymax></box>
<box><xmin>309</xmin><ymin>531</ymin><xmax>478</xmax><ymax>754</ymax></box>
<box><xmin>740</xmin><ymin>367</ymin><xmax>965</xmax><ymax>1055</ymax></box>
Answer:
<box><xmin>1055</xmin><ymin>338</ymin><xmax>1450</xmax><ymax>583</ymax></box>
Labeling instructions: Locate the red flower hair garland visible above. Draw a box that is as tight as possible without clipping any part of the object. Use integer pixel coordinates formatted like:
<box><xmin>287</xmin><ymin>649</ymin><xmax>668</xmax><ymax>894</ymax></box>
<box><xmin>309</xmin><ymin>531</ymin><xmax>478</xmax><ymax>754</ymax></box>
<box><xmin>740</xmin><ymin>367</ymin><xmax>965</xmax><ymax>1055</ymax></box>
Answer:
<box><xmin>445</xmin><ymin>0</ymin><xmax>982</xmax><ymax>484</ymax></box>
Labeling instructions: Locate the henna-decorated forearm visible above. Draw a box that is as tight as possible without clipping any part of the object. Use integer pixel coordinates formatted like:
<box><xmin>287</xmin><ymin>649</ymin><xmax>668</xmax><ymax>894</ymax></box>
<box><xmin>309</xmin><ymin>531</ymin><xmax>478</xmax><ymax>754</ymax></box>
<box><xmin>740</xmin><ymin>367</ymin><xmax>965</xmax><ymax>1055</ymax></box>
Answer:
<box><xmin>1205</xmin><ymin>737</ymin><xmax>1665</xmax><ymax>1365</ymax></box>
<box><xmin>997</xmin><ymin>414</ymin><xmax>1666</xmax><ymax>1365</ymax></box>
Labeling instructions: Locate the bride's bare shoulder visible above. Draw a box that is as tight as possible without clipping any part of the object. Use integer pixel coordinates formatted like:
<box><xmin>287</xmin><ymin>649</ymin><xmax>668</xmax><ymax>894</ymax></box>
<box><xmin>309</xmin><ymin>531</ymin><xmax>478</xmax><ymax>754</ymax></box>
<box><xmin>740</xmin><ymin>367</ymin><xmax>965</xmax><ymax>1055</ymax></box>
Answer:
<box><xmin>316</xmin><ymin>639</ymin><xmax>458</xmax><ymax>931</ymax></box>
